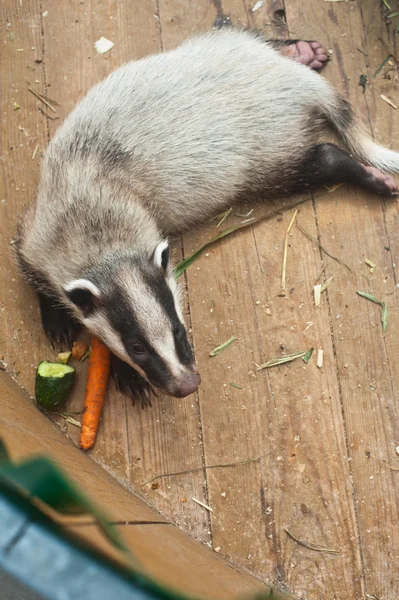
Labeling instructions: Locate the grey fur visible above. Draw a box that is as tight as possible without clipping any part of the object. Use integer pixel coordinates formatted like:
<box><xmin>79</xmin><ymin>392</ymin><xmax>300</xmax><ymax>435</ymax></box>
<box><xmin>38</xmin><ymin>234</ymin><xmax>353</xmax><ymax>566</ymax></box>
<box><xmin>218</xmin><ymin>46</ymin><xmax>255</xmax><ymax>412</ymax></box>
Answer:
<box><xmin>16</xmin><ymin>29</ymin><xmax>399</xmax><ymax>396</ymax></box>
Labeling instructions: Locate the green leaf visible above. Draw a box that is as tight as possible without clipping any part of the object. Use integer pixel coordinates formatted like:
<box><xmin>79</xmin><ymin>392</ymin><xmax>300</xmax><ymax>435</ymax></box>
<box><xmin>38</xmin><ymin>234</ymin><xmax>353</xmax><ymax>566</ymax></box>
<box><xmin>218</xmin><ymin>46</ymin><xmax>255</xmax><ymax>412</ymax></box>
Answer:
<box><xmin>209</xmin><ymin>336</ymin><xmax>238</xmax><ymax>357</ymax></box>
<box><xmin>381</xmin><ymin>302</ymin><xmax>388</xmax><ymax>333</ymax></box>
<box><xmin>302</xmin><ymin>347</ymin><xmax>315</xmax><ymax>364</ymax></box>
<box><xmin>372</xmin><ymin>54</ymin><xmax>391</xmax><ymax>79</ymax></box>
<box><xmin>356</xmin><ymin>290</ymin><xmax>388</xmax><ymax>334</ymax></box>
<box><xmin>365</xmin><ymin>258</ymin><xmax>376</xmax><ymax>273</ymax></box>
<box><xmin>356</xmin><ymin>290</ymin><xmax>382</xmax><ymax>306</ymax></box>
<box><xmin>257</xmin><ymin>348</ymin><xmax>314</xmax><ymax>370</ymax></box>
<box><xmin>174</xmin><ymin>196</ymin><xmax>313</xmax><ymax>278</ymax></box>
<box><xmin>174</xmin><ymin>225</ymin><xmax>240</xmax><ymax>278</ymax></box>
<box><xmin>320</xmin><ymin>276</ymin><xmax>334</xmax><ymax>294</ymax></box>
<box><xmin>228</xmin><ymin>382</ymin><xmax>243</xmax><ymax>389</ymax></box>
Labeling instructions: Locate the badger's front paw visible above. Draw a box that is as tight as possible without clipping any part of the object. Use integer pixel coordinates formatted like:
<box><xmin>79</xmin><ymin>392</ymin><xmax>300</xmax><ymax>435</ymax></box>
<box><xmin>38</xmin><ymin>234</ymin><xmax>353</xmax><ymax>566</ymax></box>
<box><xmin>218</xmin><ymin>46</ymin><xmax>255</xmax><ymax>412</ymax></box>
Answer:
<box><xmin>110</xmin><ymin>355</ymin><xmax>152</xmax><ymax>406</ymax></box>
<box><xmin>38</xmin><ymin>292</ymin><xmax>81</xmax><ymax>349</ymax></box>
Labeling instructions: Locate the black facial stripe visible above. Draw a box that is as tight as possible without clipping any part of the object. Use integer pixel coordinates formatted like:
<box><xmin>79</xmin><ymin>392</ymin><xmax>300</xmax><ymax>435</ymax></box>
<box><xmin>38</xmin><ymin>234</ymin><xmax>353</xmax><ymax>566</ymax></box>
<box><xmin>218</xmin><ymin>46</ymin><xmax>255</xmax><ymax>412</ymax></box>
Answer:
<box><xmin>65</xmin><ymin>287</ymin><xmax>96</xmax><ymax>317</ymax></box>
<box><xmin>174</xmin><ymin>326</ymin><xmax>194</xmax><ymax>366</ymax></box>
<box><xmin>106</xmin><ymin>284</ymin><xmax>146</xmax><ymax>348</ymax></box>
<box><xmin>141</xmin><ymin>270</ymin><xmax>177</xmax><ymax>322</ymax></box>
<box><xmin>140</xmin><ymin>270</ymin><xmax>194</xmax><ymax>366</ymax></box>
<box><xmin>106</xmin><ymin>282</ymin><xmax>175</xmax><ymax>388</ymax></box>
<box><xmin>161</xmin><ymin>246</ymin><xmax>169</xmax><ymax>270</ymax></box>
<box><xmin>139</xmin><ymin>351</ymin><xmax>171</xmax><ymax>389</ymax></box>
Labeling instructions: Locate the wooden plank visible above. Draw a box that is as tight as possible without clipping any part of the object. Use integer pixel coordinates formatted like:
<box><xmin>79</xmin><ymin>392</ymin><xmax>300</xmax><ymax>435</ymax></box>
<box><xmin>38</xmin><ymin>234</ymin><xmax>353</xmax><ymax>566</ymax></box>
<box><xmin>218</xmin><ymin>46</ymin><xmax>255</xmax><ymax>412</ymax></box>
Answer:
<box><xmin>185</xmin><ymin>202</ymin><xmax>363</xmax><ymax>597</ymax></box>
<box><xmin>0</xmin><ymin>0</ymin><xmax>52</xmax><ymax>392</ymax></box>
<box><xmin>41</xmin><ymin>0</ymin><xmax>209</xmax><ymax>541</ymax></box>
<box><xmin>284</xmin><ymin>1</ymin><xmax>399</xmax><ymax>599</ymax></box>
<box><xmin>357</xmin><ymin>4</ymin><xmax>399</xmax><ymax>600</ymax></box>
<box><xmin>245</xmin><ymin>0</ymin><xmax>288</xmax><ymax>38</ymax></box>
<box><xmin>359</xmin><ymin>5</ymin><xmax>399</xmax><ymax>290</ymax></box>
<box><xmin>164</xmin><ymin>1</ymin><xmax>363</xmax><ymax>597</ymax></box>
<box><xmin>158</xmin><ymin>0</ymin><xmax>247</xmax><ymax>50</ymax></box>
<box><xmin>250</xmin><ymin>204</ymin><xmax>364</xmax><ymax>596</ymax></box>
<box><xmin>0</xmin><ymin>370</ymin><xmax>157</xmax><ymax>522</ymax></box>
<box><xmin>5</xmin><ymin>2</ymin><xmax>397</xmax><ymax>599</ymax></box>
<box><xmin>153</xmin><ymin>0</ymin><xmax>250</xmax><ymax>547</ymax></box>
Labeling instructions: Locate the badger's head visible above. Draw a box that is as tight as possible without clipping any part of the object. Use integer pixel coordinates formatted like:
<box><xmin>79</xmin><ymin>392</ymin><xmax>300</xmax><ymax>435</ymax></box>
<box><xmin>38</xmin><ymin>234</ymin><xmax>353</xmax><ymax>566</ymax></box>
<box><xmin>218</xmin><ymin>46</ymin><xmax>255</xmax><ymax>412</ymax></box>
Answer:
<box><xmin>63</xmin><ymin>241</ymin><xmax>200</xmax><ymax>398</ymax></box>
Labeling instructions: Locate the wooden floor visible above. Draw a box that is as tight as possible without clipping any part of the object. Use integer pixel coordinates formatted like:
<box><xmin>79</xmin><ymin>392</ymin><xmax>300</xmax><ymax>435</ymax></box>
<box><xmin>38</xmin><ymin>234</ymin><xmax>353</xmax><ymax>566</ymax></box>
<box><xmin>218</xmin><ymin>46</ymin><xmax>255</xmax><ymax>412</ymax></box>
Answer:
<box><xmin>1</xmin><ymin>1</ymin><xmax>399</xmax><ymax>599</ymax></box>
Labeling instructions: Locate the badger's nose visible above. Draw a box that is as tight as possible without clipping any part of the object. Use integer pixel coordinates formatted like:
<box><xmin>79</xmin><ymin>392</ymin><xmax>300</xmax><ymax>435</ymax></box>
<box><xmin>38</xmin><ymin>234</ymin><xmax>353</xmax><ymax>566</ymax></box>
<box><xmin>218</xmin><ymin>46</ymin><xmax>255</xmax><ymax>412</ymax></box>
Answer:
<box><xmin>175</xmin><ymin>372</ymin><xmax>201</xmax><ymax>397</ymax></box>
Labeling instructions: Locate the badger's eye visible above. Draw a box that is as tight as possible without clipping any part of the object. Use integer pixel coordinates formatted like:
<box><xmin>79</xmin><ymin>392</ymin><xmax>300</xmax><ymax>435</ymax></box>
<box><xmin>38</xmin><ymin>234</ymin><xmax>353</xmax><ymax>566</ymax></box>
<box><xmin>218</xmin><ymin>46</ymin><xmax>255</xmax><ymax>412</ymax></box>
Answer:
<box><xmin>132</xmin><ymin>342</ymin><xmax>146</xmax><ymax>355</ymax></box>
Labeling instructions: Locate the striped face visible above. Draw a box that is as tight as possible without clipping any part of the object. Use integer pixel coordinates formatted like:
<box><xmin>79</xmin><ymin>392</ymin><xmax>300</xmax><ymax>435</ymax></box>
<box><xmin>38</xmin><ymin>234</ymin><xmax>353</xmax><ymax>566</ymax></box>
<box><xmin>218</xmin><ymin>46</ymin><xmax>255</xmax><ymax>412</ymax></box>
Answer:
<box><xmin>64</xmin><ymin>242</ymin><xmax>200</xmax><ymax>398</ymax></box>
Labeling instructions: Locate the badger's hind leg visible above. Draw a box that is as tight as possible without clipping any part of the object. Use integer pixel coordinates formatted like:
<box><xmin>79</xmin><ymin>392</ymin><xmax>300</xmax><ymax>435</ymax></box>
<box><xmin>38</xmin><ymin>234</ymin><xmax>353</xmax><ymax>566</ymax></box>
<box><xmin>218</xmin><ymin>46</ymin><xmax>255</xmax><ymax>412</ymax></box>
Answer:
<box><xmin>38</xmin><ymin>292</ymin><xmax>81</xmax><ymax>349</ymax></box>
<box><xmin>271</xmin><ymin>39</ymin><xmax>328</xmax><ymax>70</ymax></box>
<box><xmin>110</xmin><ymin>355</ymin><xmax>152</xmax><ymax>407</ymax></box>
<box><xmin>295</xmin><ymin>143</ymin><xmax>398</xmax><ymax>196</ymax></box>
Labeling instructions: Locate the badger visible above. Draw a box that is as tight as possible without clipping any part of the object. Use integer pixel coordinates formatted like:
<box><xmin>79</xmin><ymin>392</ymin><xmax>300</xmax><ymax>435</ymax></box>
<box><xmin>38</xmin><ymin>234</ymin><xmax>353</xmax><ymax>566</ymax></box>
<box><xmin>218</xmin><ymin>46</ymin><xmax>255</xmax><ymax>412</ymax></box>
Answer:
<box><xmin>16</xmin><ymin>29</ymin><xmax>399</xmax><ymax>403</ymax></box>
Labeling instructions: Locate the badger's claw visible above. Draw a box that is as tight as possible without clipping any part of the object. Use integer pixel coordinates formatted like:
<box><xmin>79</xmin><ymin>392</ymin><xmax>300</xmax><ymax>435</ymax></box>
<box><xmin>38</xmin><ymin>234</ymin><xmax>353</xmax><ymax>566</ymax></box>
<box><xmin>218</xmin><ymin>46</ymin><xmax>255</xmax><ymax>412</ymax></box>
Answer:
<box><xmin>110</xmin><ymin>355</ymin><xmax>152</xmax><ymax>407</ymax></box>
<box><xmin>38</xmin><ymin>292</ymin><xmax>81</xmax><ymax>350</ymax></box>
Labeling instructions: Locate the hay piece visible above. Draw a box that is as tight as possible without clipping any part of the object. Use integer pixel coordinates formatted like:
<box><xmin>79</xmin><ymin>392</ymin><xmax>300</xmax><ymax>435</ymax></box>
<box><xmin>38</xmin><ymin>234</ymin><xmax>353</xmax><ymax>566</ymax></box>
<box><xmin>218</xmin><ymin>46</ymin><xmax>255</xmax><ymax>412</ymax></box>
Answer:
<box><xmin>209</xmin><ymin>336</ymin><xmax>238</xmax><ymax>357</ymax></box>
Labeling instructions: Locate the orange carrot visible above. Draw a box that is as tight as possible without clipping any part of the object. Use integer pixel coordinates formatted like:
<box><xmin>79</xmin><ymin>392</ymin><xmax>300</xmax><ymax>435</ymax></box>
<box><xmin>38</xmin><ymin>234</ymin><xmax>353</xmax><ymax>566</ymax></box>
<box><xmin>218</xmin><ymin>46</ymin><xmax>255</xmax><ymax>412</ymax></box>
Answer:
<box><xmin>80</xmin><ymin>336</ymin><xmax>111</xmax><ymax>451</ymax></box>
<box><xmin>71</xmin><ymin>340</ymin><xmax>90</xmax><ymax>361</ymax></box>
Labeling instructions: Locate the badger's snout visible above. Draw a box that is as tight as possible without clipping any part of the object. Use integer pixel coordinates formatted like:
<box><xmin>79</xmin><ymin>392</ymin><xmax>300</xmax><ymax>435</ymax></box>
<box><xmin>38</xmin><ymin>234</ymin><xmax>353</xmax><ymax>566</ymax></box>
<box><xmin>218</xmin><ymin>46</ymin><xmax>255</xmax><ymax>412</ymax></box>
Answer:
<box><xmin>172</xmin><ymin>371</ymin><xmax>201</xmax><ymax>398</ymax></box>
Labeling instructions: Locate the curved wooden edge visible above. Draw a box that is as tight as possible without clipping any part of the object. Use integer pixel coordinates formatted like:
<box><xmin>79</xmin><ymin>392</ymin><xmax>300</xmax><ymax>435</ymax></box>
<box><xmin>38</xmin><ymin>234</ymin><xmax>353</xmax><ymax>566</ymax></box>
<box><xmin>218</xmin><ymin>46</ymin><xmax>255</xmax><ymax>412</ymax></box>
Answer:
<box><xmin>0</xmin><ymin>370</ymin><xmax>284</xmax><ymax>600</ymax></box>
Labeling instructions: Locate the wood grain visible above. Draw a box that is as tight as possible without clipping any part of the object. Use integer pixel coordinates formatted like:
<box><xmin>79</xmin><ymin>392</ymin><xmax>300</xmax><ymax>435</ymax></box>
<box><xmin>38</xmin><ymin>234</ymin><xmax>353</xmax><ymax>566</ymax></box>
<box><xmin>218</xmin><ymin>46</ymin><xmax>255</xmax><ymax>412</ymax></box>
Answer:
<box><xmin>285</xmin><ymin>1</ymin><xmax>399</xmax><ymax>598</ymax></box>
<box><xmin>40</xmin><ymin>0</ymin><xmax>210</xmax><ymax>541</ymax></box>
<box><xmin>356</xmin><ymin>3</ymin><xmax>399</xmax><ymax>599</ymax></box>
<box><xmin>172</xmin><ymin>1</ymin><xmax>362</xmax><ymax>597</ymax></box>
<box><xmin>0</xmin><ymin>0</ymin><xmax>53</xmax><ymax>391</ymax></box>
<box><xmin>3</xmin><ymin>1</ymin><xmax>399</xmax><ymax>598</ymax></box>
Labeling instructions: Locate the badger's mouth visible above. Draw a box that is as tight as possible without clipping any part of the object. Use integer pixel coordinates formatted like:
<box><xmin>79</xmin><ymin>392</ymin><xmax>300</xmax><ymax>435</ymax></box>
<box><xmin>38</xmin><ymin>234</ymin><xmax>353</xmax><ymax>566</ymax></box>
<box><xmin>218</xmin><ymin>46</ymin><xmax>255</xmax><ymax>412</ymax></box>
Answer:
<box><xmin>119</xmin><ymin>350</ymin><xmax>201</xmax><ymax>399</ymax></box>
<box><xmin>160</xmin><ymin>370</ymin><xmax>201</xmax><ymax>398</ymax></box>
<box><xmin>137</xmin><ymin>361</ymin><xmax>201</xmax><ymax>399</ymax></box>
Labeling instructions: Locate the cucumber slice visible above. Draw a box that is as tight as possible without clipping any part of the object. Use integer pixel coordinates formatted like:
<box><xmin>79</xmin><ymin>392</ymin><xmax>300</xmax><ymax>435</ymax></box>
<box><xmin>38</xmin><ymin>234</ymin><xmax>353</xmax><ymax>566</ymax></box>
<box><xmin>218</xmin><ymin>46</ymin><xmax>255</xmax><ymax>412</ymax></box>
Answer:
<box><xmin>35</xmin><ymin>361</ymin><xmax>76</xmax><ymax>410</ymax></box>
<box><xmin>57</xmin><ymin>351</ymin><xmax>71</xmax><ymax>365</ymax></box>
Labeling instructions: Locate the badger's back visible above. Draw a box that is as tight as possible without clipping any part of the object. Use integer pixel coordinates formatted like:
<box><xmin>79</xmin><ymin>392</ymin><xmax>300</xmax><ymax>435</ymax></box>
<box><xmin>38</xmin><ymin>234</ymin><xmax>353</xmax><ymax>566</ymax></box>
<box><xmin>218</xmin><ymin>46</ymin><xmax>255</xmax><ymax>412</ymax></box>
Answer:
<box><xmin>44</xmin><ymin>29</ymin><xmax>331</xmax><ymax>230</ymax></box>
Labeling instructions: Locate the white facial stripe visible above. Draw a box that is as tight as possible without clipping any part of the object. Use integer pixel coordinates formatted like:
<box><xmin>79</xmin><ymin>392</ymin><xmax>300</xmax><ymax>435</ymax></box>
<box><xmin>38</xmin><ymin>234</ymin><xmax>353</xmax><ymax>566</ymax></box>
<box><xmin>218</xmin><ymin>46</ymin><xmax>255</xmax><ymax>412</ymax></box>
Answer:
<box><xmin>123</xmin><ymin>271</ymin><xmax>187</xmax><ymax>379</ymax></box>
<box><xmin>85</xmin><ymin>311</ymin><xmax>150</xmax><ymax>380</ymax></box>
<box><xmin>156</xmin><ymin>332</ymin><xmax>184</xmax><ymax>379</ymax></box>
<box><xmin>84</xmin><ymin>312</ymin><xmax>126</xmax><ymax>359</ymax></box>
<box><xmin>153</xmin><ymin>240</ymin><xmax>169</xmax><ymax>268</ymax></box>
<box><xmin>64</xmin><ymin>278</ymin><xmax>101</xmax><ymax>297</ymax></box>
<box><xmin>80</xmin><ymin>271</ymin><xmax>186</xmax><ymax>384</ymax></box>
<box><xmin>167</xmin><ymin>273</ymin><xmax>184</xmax><ymax>323</ymax></box>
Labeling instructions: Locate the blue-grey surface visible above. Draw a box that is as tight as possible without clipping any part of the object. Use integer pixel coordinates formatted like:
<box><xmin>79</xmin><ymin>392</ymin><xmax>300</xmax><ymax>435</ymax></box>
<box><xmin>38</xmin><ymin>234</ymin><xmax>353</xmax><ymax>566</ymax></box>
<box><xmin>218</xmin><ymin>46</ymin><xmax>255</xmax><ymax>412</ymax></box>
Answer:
<box><xmin>0</xmin><ymin>496</ymin><xmax>157</xmax><ymax>600</ymax></box>
<box><xmin>0</xmin><ymin>568</ymin><xmax>45</xmax><ymax>600</ymax></box>
<box><xmin>0</xmin><ymin>498</ymin><xmax>27</xmax><ymax>548</ymax></box>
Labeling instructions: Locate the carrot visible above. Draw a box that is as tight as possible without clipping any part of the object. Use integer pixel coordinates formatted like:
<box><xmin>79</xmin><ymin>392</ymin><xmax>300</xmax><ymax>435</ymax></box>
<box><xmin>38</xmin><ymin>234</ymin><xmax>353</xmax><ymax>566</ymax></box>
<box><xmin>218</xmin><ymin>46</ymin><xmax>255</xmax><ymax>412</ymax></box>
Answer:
<box><xmin>71</xmin><ymin>340</ymin><xmax>90</xmax><ymax>361</ymax></box>
<box><xmin>79</xmin><ymin>336</ymin><xmax>111</xmax><ymax>451</ymax></box>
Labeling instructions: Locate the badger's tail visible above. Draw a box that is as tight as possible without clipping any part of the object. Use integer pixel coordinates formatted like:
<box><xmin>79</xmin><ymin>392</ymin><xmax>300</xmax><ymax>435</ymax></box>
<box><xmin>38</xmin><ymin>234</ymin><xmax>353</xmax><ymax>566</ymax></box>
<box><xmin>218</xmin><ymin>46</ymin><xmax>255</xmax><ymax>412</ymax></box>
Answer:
<box><xmin>323</xmin><ymin>91</ymin><xmax>399</xmax><ymax>173</ymax></box>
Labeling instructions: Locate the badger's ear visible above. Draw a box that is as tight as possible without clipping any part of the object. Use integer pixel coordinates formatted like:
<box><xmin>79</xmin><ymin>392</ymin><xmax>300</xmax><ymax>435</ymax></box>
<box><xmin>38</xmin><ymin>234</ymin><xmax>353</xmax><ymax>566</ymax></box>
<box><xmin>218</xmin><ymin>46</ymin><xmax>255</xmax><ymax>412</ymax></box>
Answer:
<box><xmin>63</xmin><ymin>279</ymin><xmax>101</xmax><ymax>316</ymax></box>
<box><xmin>153</xmin><ymin>240</ymin><xmax>169</xmax><ymax>271</ymax></box>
